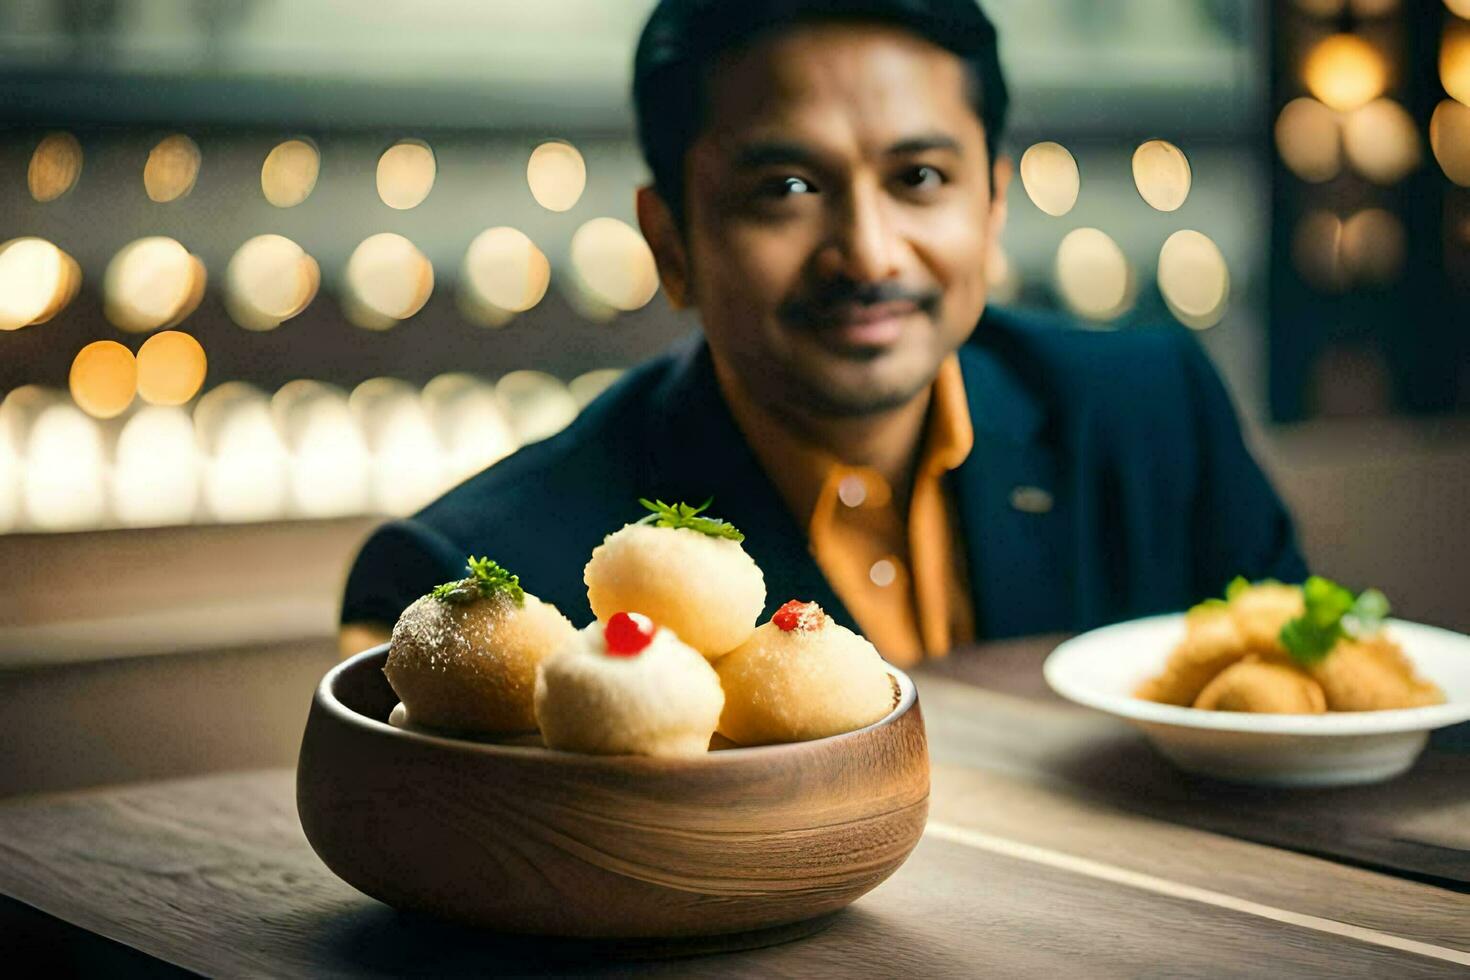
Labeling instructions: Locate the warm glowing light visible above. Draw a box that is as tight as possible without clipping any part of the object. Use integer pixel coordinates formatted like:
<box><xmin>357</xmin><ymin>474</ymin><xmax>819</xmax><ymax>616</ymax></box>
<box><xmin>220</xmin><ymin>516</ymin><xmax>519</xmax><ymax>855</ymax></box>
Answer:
<box><xmin>113</xmin><ymin>406</ymin><xmax>199</xmax><ymax>527</ymax></box>
<box><xmin>1054</xmin><ymin>228</ymin><xmax>1132</xmax><ymax>322</ymax></box>
<box><xmin>1304</xmin><ymin>34</ymin><xmax>1388</xmax><ymax>112</ymax></box>
<box><xmin>271</xmin><ymin>383</ymin><xmax>370</xmax><ymax>518</ymax></box>
<box><xmin>201</xmin><ymin>392</ymin><xmax>290</xmax><ymax>523</ymax></box>
<box><xmin>1157</xmin><ymin>231</ymin><xmax>1230</xmax><ymax>330</ymax></box>
<box><xmin>69</xmin><ymin>340</ymin><xmax>137</xmax><ymax>419</ymax></box>
<box><xmin>1343</xmin><ymin>99</ymin><xmax>1421</xmax><ymax>184</ymax></box>
<box><xmin>1293</xmin><ymin>211</ymin><xmax>1348</xmax><ymax>292</ymax></box>
<box><xmin>1443</xmin><ymin>21</ymin><xmax>1470</xmax><ymax>108</ymax></box>
<box><xmin>351</xmin><ymin>379</ymin><xmax>445</xmax><ymax>515</ymax></box>
<box><xmin>569</xmin><ymin>369</ymin><xmax>624</xmax><ymax>409</ymax></box>
<box><xmin>1131</xmin><ymin>140</ymin><xmax>1191</xmax><ymax>212</ymax></box>
<box><xmin>225</xmin><ymin>234</ymin><xmax>319</xmax><ymax>331</ymax></box>
<box><xmin>569</xmin><ymin>218</ymin><xmax>660</xmax><ymax>313</ymax></box>
<box><xmin>496</xmin><ymin>370</ymin><xmax>578</xmax><ymax>445</ymax></box>
<box><xmin>1432</xmin><ymin>99</ymin><xmax>1470</xmax><ymax>186</ymax></box>
<box><xmin>1341</xmin><ymin>209</ymin><xmax>1406</xmax><ymax>285</ymax></box>
<box><xmin>28</xmin><ymin>132</ymin><xmax>83</xmax><ymax>202</ymax></box>
<box><xmin>0</xmin><ymin>423</ymin><xmax>18</xmax><ymax>532</ymax></box>
<box><xmin>261</xmin><ymin>139</ymin><xmax>320</xmax><ymax>208</ymax></box>
<box><xmin>136</xmin><ymin>330</ymin><xmax>207</xmax><ymax>406</ymax></box>
<box><xmin>376</xmin><ymin>140</ymin><xmax>436</xmax><ymax>210</ymax></box>
<box><xmin>527</xmin><ymin>141</ymin><xmax>587</xmax><ymax>212</ymax></box>
<box><xmin>462</xmin><ymin>227</ymin><xmax>551</xmax><ymax>317</ymax></box>
<box><xmin>0</xmin><ymin>238</ymin><xmax>79</xmax><ymax>330</ymax></box>
<box><xmin>1275</xmin><ymin>98</ymin><xmax>1342</xmax><ymax>183</ymax></box>
<box><xmin>1449</xmin><ymin>1</ymin><xmax>1470</xmax><ymax>20</ymax></box>
<box><xmin>144</xmin><ymin>134</ymin><xmax>202</xmax><ymax>203</ymax></box>
<box><xmin>422</xmin><ymin>374</ymin><xmax>518</xmax><ymax>484</ymax></box>
<box><xmin>345</xmin><ymin>233</ymin><xmax>434</xmax><ymax>326</ymax></box>
<box><xmin>1019</xmin><ymin>142</ymin><xmax>1080</xmax><ymax>217</ymax></box>
<box><xmin>104</xmin><ymin>236</ymin><xmax>205</xmax><ymax>332</ymax></box>
<box><xmin>23</xmin><ymin>404</ymin><xmax>107</xmax><ymax>531</ymax></box>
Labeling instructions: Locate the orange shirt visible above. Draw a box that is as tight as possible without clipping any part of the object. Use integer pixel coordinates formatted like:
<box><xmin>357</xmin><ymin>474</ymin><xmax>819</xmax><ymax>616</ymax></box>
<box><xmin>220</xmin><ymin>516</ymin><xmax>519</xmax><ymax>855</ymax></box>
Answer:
<box><xmin>720</xmin><ymin>355</ymin><xmax>976</xmax><ymax>667</ymax></box>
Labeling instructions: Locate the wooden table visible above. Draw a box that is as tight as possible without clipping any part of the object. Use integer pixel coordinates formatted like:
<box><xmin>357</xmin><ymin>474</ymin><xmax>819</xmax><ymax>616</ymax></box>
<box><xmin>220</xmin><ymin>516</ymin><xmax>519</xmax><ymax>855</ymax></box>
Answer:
<box><xmin>2</xmin><ymin>637</ymin><xmax>1467</xmax><ymax>978</ymax></box>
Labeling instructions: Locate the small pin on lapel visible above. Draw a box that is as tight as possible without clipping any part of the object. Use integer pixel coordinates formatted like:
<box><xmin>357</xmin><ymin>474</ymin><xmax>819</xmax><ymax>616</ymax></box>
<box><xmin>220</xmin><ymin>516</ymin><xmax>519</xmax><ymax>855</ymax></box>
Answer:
<box><xmin>1009</xmin><ymin>485</ymin><xmax>1054</xmax><ymax>514</ymax></box>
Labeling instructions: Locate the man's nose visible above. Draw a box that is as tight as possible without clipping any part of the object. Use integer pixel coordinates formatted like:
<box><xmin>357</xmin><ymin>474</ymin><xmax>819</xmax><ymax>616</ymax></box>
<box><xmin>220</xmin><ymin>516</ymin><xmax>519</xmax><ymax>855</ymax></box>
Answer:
<box><xmin>818</xmin><ymin>182</ymin><xmax>901</xmax><ymax>284</ymax></box>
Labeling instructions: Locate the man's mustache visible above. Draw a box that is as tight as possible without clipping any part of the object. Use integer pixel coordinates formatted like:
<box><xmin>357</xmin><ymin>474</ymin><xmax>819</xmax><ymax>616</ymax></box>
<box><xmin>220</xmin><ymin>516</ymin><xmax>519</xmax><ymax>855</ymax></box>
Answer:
<box><xmin>778</xmin><ymin>280</ymin><xmax>942</xmax><ymax>328</ymax></box>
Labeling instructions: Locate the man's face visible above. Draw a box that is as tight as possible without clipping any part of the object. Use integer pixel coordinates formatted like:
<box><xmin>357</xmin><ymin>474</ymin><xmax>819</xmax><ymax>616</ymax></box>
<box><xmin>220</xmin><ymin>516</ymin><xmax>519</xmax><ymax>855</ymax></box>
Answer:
<box><xmin>651</xmin><ymin>21</ymin><xmax>1009</xmax><ymax>419</ymax></box>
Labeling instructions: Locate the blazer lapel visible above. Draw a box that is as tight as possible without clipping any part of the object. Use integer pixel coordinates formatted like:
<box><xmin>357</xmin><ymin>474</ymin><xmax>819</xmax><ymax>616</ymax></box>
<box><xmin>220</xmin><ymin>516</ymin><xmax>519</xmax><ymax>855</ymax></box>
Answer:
<box><xmin>954</xmin><ymin>341</ymin><xmax>1075</xmax><ymax>638</ymax></box>
<box><xmin>641</xmin><ymin>335</ymin><xmax>855</xmax><ymax>631</ymax></box>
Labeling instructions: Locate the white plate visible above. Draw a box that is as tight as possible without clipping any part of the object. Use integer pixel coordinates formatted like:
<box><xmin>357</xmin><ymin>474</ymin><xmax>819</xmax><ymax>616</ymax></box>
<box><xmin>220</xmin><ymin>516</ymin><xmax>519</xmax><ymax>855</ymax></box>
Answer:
<box><xmin>1043</xmin><ymin>615</ymin><xmax>1470</xmax><ymax>787</ymax></box>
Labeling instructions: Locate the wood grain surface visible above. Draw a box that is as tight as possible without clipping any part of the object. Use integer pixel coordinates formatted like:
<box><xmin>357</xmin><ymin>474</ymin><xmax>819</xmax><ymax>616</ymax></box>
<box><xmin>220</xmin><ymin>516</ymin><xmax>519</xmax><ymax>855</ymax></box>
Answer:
<box><xmin>916</xmin><ymin>644</ymin><xmax>1470</xmax><ymax>887</ymax></box>
<box><xmin>1</xmin><ymin>768</ymin><xmax>1467</xmax><ymax>978</ymax></box>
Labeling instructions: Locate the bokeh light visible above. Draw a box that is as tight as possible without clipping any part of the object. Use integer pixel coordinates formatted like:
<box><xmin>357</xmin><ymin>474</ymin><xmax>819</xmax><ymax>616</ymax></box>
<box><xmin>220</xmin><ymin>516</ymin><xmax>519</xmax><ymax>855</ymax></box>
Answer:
<box><xmin>376</xmin><ymin>140</ymin><xmax>436</xmax><ymax>210</ymax></box>
<box><xmin>496</xmin><ymin>370</ymin><xmax>578</xmax><ymax>445</ymax></box>
<box><xmin>261</xmin><ymin>138</ymin><xmax>320</xmax><ymax>208</ymax></box>
<box><xmin>136</xmin><ymin>330</ymin><xmax>207</xmax><ymax>406</ymax></box>
<box><xmin>1019</xmin><ymin>142</ymin><xmax>1080</xmax><ymax>217</ymax></box>
<box><xmin>1341</xmin><ymin>209</ymin><xmax>1407</xmax><ymax>285</ymax></box>
<box><xmin>271</xmin><ymin>382</ymin><xmax>370</xmax><ymax>518</ymax></box>
<box><xmin>1131</xmin><ymin>140</ymin><xmax>1192</xmax><ymax>212</ymax></box>
<box><xmin>113</xmin><ymin>406</ymin><xmax>199</xmax><ymax>527</ymax></box>
<box><xmin>462</xmin><ymin>227</ymin><xmax>551</xmax><ymax>320</ymax></box>
<box><xmin>143</xmin><ymin>134</ymin><xmax>202</xmax><ymax>203</ymax></box>
<box><xmin>1304</xmin><ymin>34</ymin><xmax>1388</xmax><ymax>112</ymax></box>
<box><xmin>69</xmin><ymin>340</ymin><xmax>137</xmax><ymax>419</ymax></box>
<box><xmin>1444</xmin><ymin>20</ymin><xmax>1470</xmax><ymax>108</ymax></box>
<box><xmin>351</xmin><ymin>378</ymin><xmax>445</xmax><ymax>516</ymax></box>
<box><xmin>104</xmin><ymin>236</ymin><xmax>206</xmax><ymax>333</ymax></box>
<box><xmin>198</xmin><ymin>387</ymin><xmax>290</xmax><ymax>523</ymax></box>
<box><xmin>1054</xmin><ymin>228</ymin><xmax>1132</xmax><ymax>322</ymax></box>
<box><xmin>569</xmin><ymin>368</ymin><xmax>624</xmax><ymax>410</ymax></box>
<box><xmin>0</xmin><ymin>238</ymin><xmax>80</xmax><ymax>331</ymax></box>
<box><xmin>345</xmin><ymin>233</ymin><xmax>434</xmax><ymax>327</ymax></box>
<box><xmin>422</xmin><ymin>373</ymin><xmax>518</xmax><ymax>485</ymax></box>
<box><xmin>28</xmin><ymin>132</ymin><xmax>83</xmax><ymax>202</ymax></box>
<box><xmin>569</xmin><ymin>218</ymin><xmax>659</xmax><ymax>313</ymax></box>
<box><xmin>1432</xmin><ymin>99</ymin><xmax>1470</xmax><ymax>186</ymax></box>
<box><xmin>527</xmin><ymin>141</ymin><xmax>587</xmax><ymax>212</ymax></box>
<box><xmin>1342</xmin><ymin>99</ymin><xmax>1421</xmax><ymax>184</ymax></box>
<box><xmin>1448</xmin><ymin>0</ymin><xmax>1470</xmax><ymax>19</ymax></box>
<box><xmin>225</xmin><ymin>234</ymin><xmax>319</xmax><ymax>331</ymax></box>
<box><xmin>1157</xmin><ymin>230</ymin><xmax>1230</xmax><ymax>330</ymax></box>
<box><xmin>1275</xmin><ymin>98</ymin><xmax>1342</xmax><ymax>183</ymax></box>
<box><xmin>1293</xmin><ymin>210</ymin><xmax>1349</xmax><ymax>292</ymax></box>
<box><xmin>23</xmin><ymin>404</ymin><xmax>107</xmax><ymax>531</ymax></box>
<box><xmin>0</xmin><ymin>421</ymin><xmax>18</xmax><ymax>533</ymax></box>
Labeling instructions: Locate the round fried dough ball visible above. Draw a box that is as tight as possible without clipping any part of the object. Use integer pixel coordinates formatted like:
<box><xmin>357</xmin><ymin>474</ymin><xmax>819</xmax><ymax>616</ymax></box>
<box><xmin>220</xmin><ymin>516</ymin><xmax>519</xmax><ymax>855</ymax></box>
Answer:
<box><xmin>386</xmin><ymin>589</ymin><xmax>577</xmax><ymax>735</ymax></box>
<box><xmin>716</xmin><ymin>600</ymin><xmax>896</xmax><ymax>745</ymax></box>
<box><xmin>1135</xmin><ymin>607</ymin><xmax>1249</xmax><ymax>706</ymax></box>
<box><xmin>1228</xmin><ymin>582</ymin><xmax>1305</xmax><ymax>656</ymax></box>
<box><xmin>584</xmin><ymin>522</ymin><xmax>765</xmax><ymax>661</ymax></box>
<box><xmin>1192</xmin><ymin>657</ymin><xmax>1327</xmax><ymax>714</ymax></box>
<box><xmin>1308</xmin><ymin>635</ymin><xmax>1445</xmax><ymax>711</ymax></box>
<box><xmin>534</xmin><ymin>615</ymin><xmax>724</xmax><ymax>758</ymax></box>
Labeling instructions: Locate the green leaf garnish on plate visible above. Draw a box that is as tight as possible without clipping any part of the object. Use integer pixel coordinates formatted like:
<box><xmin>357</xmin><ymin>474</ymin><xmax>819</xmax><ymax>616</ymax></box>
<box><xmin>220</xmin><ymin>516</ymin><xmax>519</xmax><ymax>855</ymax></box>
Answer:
<box><xmin>431</xmin><ymin>555</ymin><xmax>526</xmax><ymax>607</ymax></box>
<box><xmin>1278</xmin><ymin>575</ymin><xmax>1389</xmax><ymax>666</ymax></box>
<box><xmin>635</xmin><ymin>497</ymin><xmax>745</xmax><ymax>542</ymax></box>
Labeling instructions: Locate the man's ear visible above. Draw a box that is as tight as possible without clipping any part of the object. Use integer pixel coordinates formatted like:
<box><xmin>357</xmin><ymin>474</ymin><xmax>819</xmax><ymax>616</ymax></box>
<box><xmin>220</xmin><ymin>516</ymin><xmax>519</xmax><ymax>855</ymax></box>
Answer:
<box><xmin>986</xmin><ymin>154</ymin><xmax>1013</xmax><ymax>252</ymax></box>
<box><xmin>636</xmin><ymin>185</ymin><xmax>692</xmax><ymax>310</ymax></box>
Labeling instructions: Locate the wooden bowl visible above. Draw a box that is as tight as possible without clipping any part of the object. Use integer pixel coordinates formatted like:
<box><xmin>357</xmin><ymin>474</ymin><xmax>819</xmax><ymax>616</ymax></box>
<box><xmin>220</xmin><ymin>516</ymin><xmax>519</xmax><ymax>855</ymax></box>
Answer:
<box><xmin>296</xmin><ymin>645</ymin><xmax>929</xmax><ymax>939</ymax></box>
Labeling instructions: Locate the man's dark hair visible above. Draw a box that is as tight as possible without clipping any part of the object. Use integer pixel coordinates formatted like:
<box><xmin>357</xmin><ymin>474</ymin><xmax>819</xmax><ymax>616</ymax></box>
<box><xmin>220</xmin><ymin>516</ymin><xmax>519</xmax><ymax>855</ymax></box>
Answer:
<box><xmin>632</xmin><ymin>0</ymin><xmax>1009</xmax><ymax>227</ymax></box>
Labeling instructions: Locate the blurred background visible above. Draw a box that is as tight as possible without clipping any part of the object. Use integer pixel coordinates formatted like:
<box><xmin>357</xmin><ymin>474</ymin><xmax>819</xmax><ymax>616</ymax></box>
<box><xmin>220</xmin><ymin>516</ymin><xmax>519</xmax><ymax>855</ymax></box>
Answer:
<box><xmin>1</xmin><ymin>0</ymin><xmax>1467</xmax><ymax>795</ymax></box>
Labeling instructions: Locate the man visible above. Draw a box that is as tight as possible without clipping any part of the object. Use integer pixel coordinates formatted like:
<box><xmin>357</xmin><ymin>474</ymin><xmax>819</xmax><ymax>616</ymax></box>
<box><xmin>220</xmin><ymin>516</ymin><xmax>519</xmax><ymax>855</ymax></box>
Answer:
<box><xmin>340</xmin><ymin>0</ymin><xmax>1306</xmax><ymax>665</ymax></box>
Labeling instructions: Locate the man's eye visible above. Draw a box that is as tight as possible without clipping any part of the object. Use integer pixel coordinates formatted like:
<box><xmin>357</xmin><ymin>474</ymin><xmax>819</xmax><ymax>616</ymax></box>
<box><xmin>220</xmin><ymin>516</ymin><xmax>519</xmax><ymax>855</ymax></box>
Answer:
<box><xmin>899</xmin><ymin>165</ymin><xmax>946</xmax><ymax>190</ymax></box>
<box><xmin>760</xmin><ymin>176</ymin><xmax>815</xmax><ymax>198</ymax></box>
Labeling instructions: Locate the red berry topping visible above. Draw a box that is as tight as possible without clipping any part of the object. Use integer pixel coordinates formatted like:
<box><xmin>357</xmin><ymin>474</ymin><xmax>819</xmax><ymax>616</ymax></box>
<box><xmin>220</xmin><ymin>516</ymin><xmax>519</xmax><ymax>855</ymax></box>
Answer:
<box><xmin>773</xmin><ymin>600</ymin><xmax>824</xmax><ymax>633</ymax></box>
<box><xmin>604</xmin><ymin>612</ymin><xmax>656</xmax><ymax>656</ymax></box>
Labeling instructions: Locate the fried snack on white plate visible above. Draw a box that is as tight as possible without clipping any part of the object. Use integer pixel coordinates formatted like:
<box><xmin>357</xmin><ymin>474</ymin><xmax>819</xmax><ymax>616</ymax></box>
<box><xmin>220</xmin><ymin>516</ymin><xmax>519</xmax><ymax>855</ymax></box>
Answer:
<box><xmin>534</xmin><ymin>612</ymin><xmax>724</xmax><ymax>758</ymax></box>
<box><xmin>584</xmin><ymin>498</ymin><xmax>765</xmax><ymax>661</ymax></box>
<box><xmin>386</xmin><ymin>557</ymin><xmax>577</xmax><ymax>735</ymax></box>
<box><xmin>1309</xmin><ymin>634</ymin><xmax>1446</xmax><ymax>711</ymax></box>
<box><xmin>1192</xmin><ymin>656</ymin><xmax>1328</xmax><ymax>714</ymax></box>
<box><xmin>1227</xmin><ymin>580</ymin><xmax>1305</xmax><ymax>658</ymax></box>
<box><xmin>716</xmin><ymin>600</ymin><xmax>895</xmax><ymax>746</ymax></box>
<box><xmin>1134</xmin><ymin>605</ymin><xmax>1249</xmax><ymax>706</ymax></box>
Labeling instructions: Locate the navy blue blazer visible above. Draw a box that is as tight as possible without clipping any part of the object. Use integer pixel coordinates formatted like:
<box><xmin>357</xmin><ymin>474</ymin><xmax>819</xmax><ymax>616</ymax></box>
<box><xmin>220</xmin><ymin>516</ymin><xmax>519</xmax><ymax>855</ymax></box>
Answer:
<box><xmin>341</xmin><ymin>306</ymin><xmax>1308</xmax><ymax>640</ymax></box>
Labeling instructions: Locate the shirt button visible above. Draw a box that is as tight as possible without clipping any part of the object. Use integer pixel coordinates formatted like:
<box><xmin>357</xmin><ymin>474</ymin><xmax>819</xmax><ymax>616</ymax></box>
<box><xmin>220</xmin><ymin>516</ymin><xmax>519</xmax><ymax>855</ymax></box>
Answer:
<box><xmin>837</xmin><ymin>473</ymin><xmax>868</xmax><ymax>508</ymax></box>
<box><xmin>869</xmin><ymin>558</ymin><xmax>898</xmax><ymax>588</ymax></box>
